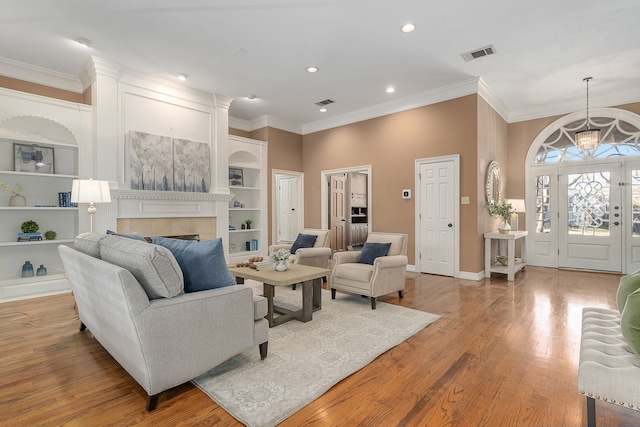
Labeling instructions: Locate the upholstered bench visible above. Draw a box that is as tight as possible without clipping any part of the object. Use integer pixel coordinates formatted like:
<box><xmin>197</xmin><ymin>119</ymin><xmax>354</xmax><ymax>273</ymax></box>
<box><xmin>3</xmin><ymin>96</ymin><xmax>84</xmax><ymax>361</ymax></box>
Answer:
<box><xmin>578</xmin><ymin>307</ymin><xmax>640</xmax><ymax>426</ymax></box>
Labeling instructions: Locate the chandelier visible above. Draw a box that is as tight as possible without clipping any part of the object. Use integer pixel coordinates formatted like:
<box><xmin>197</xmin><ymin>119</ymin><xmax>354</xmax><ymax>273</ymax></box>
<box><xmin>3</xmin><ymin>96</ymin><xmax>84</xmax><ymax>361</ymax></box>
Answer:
<box><xmin>574</xmin><ymin>77</ymin><xmax>601</xmax><ymax>152</ymax></box>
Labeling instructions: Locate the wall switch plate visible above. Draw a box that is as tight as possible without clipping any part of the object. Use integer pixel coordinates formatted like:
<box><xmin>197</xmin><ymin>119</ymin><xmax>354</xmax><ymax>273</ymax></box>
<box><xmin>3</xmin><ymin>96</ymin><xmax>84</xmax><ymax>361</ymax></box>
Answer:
<box><xmin>402</xmin><ymin>189</ymin><xmax>411</xmax><ymax>199</ymax></box>
<box><xmin>461</xmin><ymin>196</ymin><xmax>470</xmax><ymax>205</ymax></box>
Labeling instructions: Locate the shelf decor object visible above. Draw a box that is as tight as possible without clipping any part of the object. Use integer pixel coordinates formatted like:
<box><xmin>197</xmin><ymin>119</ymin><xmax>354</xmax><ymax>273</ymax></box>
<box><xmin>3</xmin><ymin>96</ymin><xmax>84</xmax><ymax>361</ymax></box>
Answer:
<box><xmin>71</xmin><ymin>179</ymin><xmax>112</xmax><ymax>233</ymax></box>
<box><xmin>13</xmin><ymin>143</ymin><xmax>54</xmax><ymax>174</ymax></box>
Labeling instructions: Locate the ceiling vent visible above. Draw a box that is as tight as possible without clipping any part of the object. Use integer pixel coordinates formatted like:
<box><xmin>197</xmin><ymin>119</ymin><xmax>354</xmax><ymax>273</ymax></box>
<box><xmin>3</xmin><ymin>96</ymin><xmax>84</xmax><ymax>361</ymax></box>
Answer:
<box><xmin>461</xmin><ymin>45</ymin><xmax>496</xmax><ymax>62</ymax></box>
<box><xmin>315</xmin><ymin>99</ymin><xmax>335</xmax><ymax>107</ymax></box>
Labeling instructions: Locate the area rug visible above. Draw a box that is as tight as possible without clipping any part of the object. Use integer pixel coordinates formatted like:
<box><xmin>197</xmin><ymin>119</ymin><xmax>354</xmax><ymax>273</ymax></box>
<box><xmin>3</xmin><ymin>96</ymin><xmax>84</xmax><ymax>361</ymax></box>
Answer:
<box><xmin>193</xmin><ymin>281</ymin><xmax>440</xmax><ymax>427</ymax></box>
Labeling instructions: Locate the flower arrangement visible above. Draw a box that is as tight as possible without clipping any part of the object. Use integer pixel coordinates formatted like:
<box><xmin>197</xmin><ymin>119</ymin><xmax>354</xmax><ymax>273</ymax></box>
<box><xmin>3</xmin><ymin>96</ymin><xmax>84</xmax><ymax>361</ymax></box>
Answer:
<box><xmin>486</xmin><ymin>197</ymin><xmax>513</xmax><ymax>221</ymax></box>
<box><xmin>269</xmin><ymin>248</ymin><xmax>291</xmax><ymax>263</ymax></box>
<box><xmin>0</xmin><ymin>180</ymin><xmax>23</xmax><ymax>196</ymax></box>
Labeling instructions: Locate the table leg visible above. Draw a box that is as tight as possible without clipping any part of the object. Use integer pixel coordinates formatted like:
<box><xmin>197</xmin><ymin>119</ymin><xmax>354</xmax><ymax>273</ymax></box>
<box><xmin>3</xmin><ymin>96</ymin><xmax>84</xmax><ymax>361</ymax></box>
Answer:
<box><xmin>312</xmin><ymin>277</ymin><xmax>322</xmax><ymax>310</ymax></box>
<box><xmin>485</xmin><ymin>237</ymin><xmax>492</xmax><ymax>278</ymax></box>
<box><xmin>301</xmin><ymin>280</ymin><xmax>313</xmax><ymax>322</ymax></box>
<box><xmin>263</xmin><ymin>283</ymin><xmax>275</xmax><ymax>327</ymax></box>
<box><xmin>507</xmin><ymin>239</ymin><xmax>515</xmax><ymax>281</ymax></box>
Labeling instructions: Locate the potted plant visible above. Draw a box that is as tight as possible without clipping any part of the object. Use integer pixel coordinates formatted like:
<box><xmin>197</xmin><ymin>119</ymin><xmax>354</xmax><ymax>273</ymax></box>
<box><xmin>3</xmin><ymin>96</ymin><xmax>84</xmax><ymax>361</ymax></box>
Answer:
<box><xmin>269</xmin><ymin>248</ymin><xmax>291</xmax><ymax>271</ymax></box>
<box><xmin>44</xmin><ymin>230</ymin><xmax>57</xmax><ymax>240</ymax></box>
<box><xmin>21</xmin><ymin>219</ymin><xmax>40</xmax><ymax>233</ymax></box>
<box><xmin>0</xmin><ymin>180</ymin><xmax>26</xmax><ymax>206</ymax></box>
<box><xmin>486</xmin><ymin>197</ymin><xmax>513</xmax><ymax>233</ymax></box>
<box><xmin>245</xmin><ymin>219</ymin><xmax>252</xmax><ymax>230</ymax></box>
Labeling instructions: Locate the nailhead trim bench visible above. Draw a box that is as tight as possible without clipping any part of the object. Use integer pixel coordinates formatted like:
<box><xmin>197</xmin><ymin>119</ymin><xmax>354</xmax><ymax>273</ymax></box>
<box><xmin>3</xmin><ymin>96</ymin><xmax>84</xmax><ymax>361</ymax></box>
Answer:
<box><xmin>578</xmin><ymin>307</ymin><xmax>640</xmax><ymax>427</ymax></box>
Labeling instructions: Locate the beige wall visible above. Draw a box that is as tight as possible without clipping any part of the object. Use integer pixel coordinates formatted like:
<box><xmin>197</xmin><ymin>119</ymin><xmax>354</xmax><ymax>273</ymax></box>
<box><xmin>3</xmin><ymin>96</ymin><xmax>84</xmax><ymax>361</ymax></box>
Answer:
<box><xmin>302</xmin><ymin>95</ymin><xmax>479</xmax><ymax>270</ymax></box>
<box><xmin>0</xmin><ymin>76</ymin><xmax>89</xmax><ymax>104</ymax></box>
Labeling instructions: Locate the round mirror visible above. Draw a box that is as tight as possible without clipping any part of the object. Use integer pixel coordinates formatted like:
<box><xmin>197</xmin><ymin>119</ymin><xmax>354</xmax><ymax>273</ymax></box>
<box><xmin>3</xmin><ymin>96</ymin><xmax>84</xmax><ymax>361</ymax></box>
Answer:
<box><xmin>485</xmin><ymin>160</ymin><xmax>501</xmax><ymax>204</ymax></box>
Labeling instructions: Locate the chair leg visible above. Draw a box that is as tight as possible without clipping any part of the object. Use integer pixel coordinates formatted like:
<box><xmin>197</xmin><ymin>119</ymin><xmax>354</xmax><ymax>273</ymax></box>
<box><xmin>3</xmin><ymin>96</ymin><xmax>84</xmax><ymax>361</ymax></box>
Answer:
<box><xmin>371</xmin><ymin>297</ymin><xmax>377</xmax><ymax>310</ymax></box>
<box><xmin>259</xmin><ymin>341</ymin><xmax>268</xmax><ymax>360</ymax></box>
<box><xmin>146</xmin><ymin>394</ymin><xmax>160</xmax><ymax>412</ymax></box>
<box><xmin>331</xmin><ymin>289</ymin><xmax>336</xmax><ymax>299</ymax></box>
<box><xmin>79</xmin><ymin>322</ymin><xmax>86</xmax><ymax>332</ymax></box>
<box><xmin>586</xmin><ymin>396</ymin><xmax>596</xmax><ymax>427</ymax></box>
<box><xmin>398</xmin><ymin>290</ymin><xmax>404</xmax><ymax>298</ymax></box>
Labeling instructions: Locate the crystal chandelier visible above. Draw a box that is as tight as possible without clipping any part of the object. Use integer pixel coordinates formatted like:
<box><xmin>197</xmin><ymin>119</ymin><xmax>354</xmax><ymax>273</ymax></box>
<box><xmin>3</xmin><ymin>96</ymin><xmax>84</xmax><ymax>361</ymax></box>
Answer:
<box><xmin>574</xmin><ymin>77</ymin><xmax>601</xmax><ymax>152</ymax></box>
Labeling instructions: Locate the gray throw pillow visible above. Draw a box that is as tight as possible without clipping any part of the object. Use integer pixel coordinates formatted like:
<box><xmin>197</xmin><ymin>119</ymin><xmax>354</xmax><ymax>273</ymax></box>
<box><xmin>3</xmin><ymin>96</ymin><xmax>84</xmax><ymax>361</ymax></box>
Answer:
<box><xmin>74</xmin><ymin>232</ymin><xmax>108</xmax><ymax>258</ymax></box>
<box><xmin>99</xmin><ymin>235</ymin><xmax>184</xmax><ymax>299</ymax></box>
<box><xmin>152</xmin><ymin>237</ymin><xmax>236</xmax><ymax>293</ymax></box>
<box><xmin>356</xmin><ymin>242</ymin><xmax>391</xmax><ymax>265</ymax></box>
<box><xmin>291</xmin><ymin>233</ymin><xmax>318</xmax><ymax>254</ymax></box>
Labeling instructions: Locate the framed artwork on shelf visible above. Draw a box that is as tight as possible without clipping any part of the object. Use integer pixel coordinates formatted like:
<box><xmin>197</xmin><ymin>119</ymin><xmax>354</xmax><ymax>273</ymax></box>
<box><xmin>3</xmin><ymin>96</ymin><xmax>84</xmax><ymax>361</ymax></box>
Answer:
<box><xmin>13</xmin><ymin>143</ymin><xmax>55</xmax><ymax>174</ymax></box>
<box><xmin>229</xmin><ymin>167</ymin><xmax>243</xmax><ymax>186</ymax></box>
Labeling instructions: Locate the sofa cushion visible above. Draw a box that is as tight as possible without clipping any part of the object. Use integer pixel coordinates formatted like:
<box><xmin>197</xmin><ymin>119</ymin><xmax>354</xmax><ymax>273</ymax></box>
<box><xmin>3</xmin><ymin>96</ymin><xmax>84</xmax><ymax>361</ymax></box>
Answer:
<box><xmin>74</xmin><ymin>232</ymin><xmax>108</xmax><ymax>258</ymax></box>
<box><xmin>333</xmin><ymin>262</ymin><xmax>374</xmax><ymax>283</ymax></box>
<box><xmin>620</xmin><ymin>287</ymin><xmax>640</xmax><ymax>356</ymax></box>
<box><xmin>356</xmin><ymin>242</ymin><xmax>391</xmax><ymax>265</ymax></box>
<box><xmin>152</xmin><ymin>237</ymin><xmax>236</xmax><ymax>293</ymax></box>
<box><xmin>253</xmin><ymin>294</ymin><xmax>267</xmax><ymax>320</ymax></box>
<box><xmin>291</xmin><ymin>233</ymin><xmax>318</xmax><ymax>254</ymax></box>
<box><xmin>99</xmin><ymin>235</ymin><xmax>183</xmax><ymax>299</ymax></box>
<box><xmin>617</xmin><ymin>271</ymin><xmax>640</xmax><ymax>313</ymax></box>
<box><xmin>107</xmin><ymin>229</ymin><xmax>147</xmax><ymax>241</ymax></box>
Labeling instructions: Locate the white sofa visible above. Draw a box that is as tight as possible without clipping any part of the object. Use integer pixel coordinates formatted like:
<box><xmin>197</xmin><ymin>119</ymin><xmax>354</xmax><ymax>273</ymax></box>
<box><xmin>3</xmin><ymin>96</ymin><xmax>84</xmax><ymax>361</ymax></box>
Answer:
<box><xmin>59</xmin><ymin>233</ymin><xmax>268</xmax><ymax>411</ymax></box>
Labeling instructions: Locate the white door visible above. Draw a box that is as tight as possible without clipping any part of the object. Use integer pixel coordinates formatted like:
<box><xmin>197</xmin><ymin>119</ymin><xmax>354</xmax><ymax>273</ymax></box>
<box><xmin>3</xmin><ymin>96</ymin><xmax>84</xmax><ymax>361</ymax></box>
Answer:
<box><xmin>558</xmin><ymin>163</ymin><xmax>622</xmax><ymax>272</ymax></box>
<box><xmin>276</xmin><ymin>175</ymin><xmax>300</xmax><ymax>243</ymax></box>
<box><xmin>627</xmin><ymin>161</ymin><xmax>640</xmax><ymax>273</ymax></box>
<box><xmin>417</xmin><ymin>158</ymin><xmax>456</xmax><ymax>276</ymax></box>
<box><xmin>330</xmin><ymin>174</ymin><xmax>347</xmax><ymax>251</ymax></box>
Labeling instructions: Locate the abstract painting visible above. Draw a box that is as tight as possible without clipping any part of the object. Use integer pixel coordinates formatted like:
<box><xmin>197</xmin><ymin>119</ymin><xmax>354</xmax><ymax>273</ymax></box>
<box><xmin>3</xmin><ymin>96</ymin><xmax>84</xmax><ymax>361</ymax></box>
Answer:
<box><xmin>173</xmin><ymin>138</ymin><xmax>210</xmax><ymax>192</ymax></box>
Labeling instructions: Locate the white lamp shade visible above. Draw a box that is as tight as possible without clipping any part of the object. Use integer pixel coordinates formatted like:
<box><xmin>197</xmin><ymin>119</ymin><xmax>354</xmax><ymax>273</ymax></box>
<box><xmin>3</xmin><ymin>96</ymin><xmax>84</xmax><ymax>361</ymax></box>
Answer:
<box><xmin>71</xmin><ymin>179</ymin><xmax>111</xmax><ymax>204</ymax></box>
<box><xmin>510</xmin><ymin>199</ymin><xmax>526</xmax><ymax>213</ymax></box>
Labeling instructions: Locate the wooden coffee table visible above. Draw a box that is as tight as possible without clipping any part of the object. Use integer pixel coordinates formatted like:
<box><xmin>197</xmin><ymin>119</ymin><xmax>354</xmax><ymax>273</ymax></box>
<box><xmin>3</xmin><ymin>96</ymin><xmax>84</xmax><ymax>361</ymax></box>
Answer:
<box><xmin>228</xmin><ymin>263</ymin><xmax>330</xmax><ymax>327</ymax></box>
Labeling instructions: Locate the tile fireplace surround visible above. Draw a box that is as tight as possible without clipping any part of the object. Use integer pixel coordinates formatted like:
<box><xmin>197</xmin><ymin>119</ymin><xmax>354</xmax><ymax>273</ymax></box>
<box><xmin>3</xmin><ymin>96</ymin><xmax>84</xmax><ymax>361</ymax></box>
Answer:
<box><xmin>117</xmin><ymin>217</ymin><xmax>217</xmax><ymax>241</ymax></box>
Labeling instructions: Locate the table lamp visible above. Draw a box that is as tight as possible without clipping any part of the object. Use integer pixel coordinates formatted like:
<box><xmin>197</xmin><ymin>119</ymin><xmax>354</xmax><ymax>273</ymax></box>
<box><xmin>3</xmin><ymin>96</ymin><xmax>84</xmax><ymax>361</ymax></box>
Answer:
<box><xmin>71</xmin><ymin>179</ymin><xmax>111</xmax><ymax>233</ymax></box>
<box><xmin>509</xmin><ymin>199</ymin><xmax>526</xmax><ymax>231</ymax></box>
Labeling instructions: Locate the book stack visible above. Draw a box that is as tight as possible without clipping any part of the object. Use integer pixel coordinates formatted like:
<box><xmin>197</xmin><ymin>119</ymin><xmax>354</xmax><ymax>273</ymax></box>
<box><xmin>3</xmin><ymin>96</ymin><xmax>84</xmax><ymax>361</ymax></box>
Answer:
<box><xmin>58</xmin><ymin>191</ymin><xmax>78</xmax><ymax>207</ymax></box>
<box><xmin>250</xmin><ymin>239</ymin><xmax>258</xmax><ymax>251</ymax></box>
<box><xmin>18</xmin><ymin>232</ymin><xmax>43</xmax><ymax>242</ymax></box>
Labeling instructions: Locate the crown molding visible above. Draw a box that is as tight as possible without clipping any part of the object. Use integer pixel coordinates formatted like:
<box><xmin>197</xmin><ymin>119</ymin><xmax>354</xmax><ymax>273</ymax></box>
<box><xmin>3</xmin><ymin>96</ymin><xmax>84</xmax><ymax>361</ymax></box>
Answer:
<box><xmin>228</xmin><ymin>114</ymin><xmax>303</xmax><ymax>135</ymax></box>
<box><xmin>0</xmin><ymin>56</ymin><xmax>83</xmax><ymax>93</ymax></box>
<box><xmin>229</xmin><ymin>116</ymin><xmax>251</xmax><ymax>132</ymax></box>
<box><xmin>477</xmin><ymin>77</ymin><xmax>509</xmax><ymax>122</ymax></box>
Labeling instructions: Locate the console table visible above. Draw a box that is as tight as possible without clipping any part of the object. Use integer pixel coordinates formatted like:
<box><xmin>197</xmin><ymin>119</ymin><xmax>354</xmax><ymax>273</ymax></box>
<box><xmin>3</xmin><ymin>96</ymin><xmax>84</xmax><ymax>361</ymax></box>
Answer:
<box><xmin>484</xmin><ymin>230</ymin><xmax>527</xmax><ymax>281</ymax></box>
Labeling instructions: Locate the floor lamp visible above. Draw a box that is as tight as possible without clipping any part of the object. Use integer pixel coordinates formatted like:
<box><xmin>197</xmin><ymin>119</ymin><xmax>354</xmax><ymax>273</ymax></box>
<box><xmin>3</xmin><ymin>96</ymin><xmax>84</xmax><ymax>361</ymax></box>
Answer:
<box><xmin>71</xmin><ymin>179</ymin><xmax>112</xmax><ymax>233</ymax></box>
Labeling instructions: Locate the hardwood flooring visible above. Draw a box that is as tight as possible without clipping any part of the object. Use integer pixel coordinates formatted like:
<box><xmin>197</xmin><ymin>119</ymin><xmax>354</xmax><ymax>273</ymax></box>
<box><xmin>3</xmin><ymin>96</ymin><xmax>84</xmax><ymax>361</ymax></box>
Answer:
<box><xmin>2</xmin><ymin>266</ymin><xmax>640</xmax><ymax>426</ymax></box>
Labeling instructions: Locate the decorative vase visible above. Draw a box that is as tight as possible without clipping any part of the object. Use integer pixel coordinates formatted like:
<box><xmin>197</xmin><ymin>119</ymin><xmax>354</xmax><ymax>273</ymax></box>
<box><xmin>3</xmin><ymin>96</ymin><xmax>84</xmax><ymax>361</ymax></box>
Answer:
<box><xmin>498</xmin><ymin>218</ymin><xmax>511</xmax><ymax>234</ymax></box>
<box><xmin>9</xmin><ymin>195</ymin><xmax>26</xmax><ymax>207</ymax></box>
<box><xmin>21</xmin><ymin>261</ymin><xmax>34</xmax><ymax>277</ymax></box>
<box><xmin>274</xmin><ymin>259</ymin><xmax>290</xmax><ymax>272</ymax></box>
<box><xmin>36</xmin><ymin>264</ymin><xmax>47</xmax><ymax>276</ymax></box>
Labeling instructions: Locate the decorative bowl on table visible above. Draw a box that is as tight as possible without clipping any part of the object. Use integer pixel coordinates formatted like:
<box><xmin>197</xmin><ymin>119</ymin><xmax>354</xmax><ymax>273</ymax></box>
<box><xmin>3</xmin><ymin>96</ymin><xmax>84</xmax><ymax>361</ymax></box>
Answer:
<box><xmin>496</xmin><ymin>255</ymin><xmax>508</xmax><ymax>266</ymax></box>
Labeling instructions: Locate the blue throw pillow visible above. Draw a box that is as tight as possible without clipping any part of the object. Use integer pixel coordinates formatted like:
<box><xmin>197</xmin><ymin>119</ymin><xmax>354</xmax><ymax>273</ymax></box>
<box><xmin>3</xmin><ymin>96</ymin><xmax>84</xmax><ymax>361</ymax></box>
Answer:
<box><xmin>356</xmin><ymin>242</ymin><xmax>391</xmax><ymax>265</ymax></box>
<box><xmin>152</xmin><ymin>237</ymin><xmax>236</xmax><ymax>293</ymax></box>
<box><xmin>291</xmin><ymin>233</ymin><xmax>318</xmax><ymax>254</ymax></box>
<box><xmin>106</xmin><ymin>229</ymin><xmax>147</xmax><ymax>241</ymax></box>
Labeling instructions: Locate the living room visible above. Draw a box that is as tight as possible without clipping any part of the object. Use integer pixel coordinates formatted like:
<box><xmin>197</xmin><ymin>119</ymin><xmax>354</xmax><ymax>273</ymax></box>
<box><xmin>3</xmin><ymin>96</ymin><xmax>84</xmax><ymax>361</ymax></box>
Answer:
<box><xmin>2</xmin><ymin>1</ymin><xmax>640</xmax><ymax>426</ymax></box>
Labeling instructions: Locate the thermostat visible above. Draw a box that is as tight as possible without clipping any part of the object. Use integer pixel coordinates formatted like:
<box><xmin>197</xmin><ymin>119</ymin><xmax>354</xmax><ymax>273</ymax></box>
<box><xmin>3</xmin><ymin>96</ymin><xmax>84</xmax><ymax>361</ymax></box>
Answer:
<box><xmin>402</xmin><ymin>189</ymin><xmax>411</xmax><ymax>199</ymax></box>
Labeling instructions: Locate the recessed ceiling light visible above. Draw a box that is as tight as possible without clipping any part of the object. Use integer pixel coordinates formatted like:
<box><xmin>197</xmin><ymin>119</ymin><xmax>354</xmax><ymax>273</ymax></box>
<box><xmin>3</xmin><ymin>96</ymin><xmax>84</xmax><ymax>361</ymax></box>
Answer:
<box><xmin>386</xmin><ymin>87</ymin><xmax>396</xmax><ymax>93</ymax></box>
<box><xmin>319</xmin><ymin>108</ymin><xmax>327</xmax><ymax>113</ymax></box>
<box><xmin>401</xmin><ymin>23</ymin><xmax>415</xmax><ymax>33</ymax></box>
<box><xmin>306</xmin><ymin>66</ymin><xmax>319</xmax><ymax>73</ymax></box>
<box><xmin>176</xmin><ymin>73</ymin><xmax>188</xmax><ymax>81</ymax></box>
<box><xmin>75</xmin><ymin>37</ymin><xmax>92</xmax><ymax>47</ymax></box>
<box><xmin>247</xmin><ymin>94</ymin><xmax>256</xmax><ymax>100</ymax></box>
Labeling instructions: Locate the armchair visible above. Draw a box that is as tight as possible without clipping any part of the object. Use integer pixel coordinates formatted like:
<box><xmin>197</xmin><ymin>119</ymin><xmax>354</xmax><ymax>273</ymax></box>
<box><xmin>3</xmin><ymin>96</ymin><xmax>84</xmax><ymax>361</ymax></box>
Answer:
<box><xmin>331</xmin><ymin>232</ymin><xmax>408</xmax><ymax>309</ymax></box>
<box><xmin>269</xmin><ymin>228</ymin><xmax>332</xmax><ymax>289</ymax></box>
<box><xmin>269</xmin><ymin>228</ymin><xmax>331</xmax><ymax>269</ymax></box>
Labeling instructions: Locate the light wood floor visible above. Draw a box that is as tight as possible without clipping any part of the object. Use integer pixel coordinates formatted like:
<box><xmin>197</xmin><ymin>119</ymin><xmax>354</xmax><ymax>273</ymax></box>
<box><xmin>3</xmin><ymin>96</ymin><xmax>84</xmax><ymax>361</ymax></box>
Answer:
<box><xmin>2</xmin><ymin>266</ymin><xmax>640</xmax><ymax>426</ymax></box>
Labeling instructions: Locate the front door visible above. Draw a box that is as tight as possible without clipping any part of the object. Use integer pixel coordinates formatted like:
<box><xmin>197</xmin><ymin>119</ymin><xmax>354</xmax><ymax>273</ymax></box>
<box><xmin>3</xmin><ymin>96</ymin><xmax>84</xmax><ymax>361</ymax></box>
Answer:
<box><xmin>558</xmin><ymin>163</ymin><xmax>622</xmax><ymax>272</ymax></box>
<box><xmin>417</xmin><ymin>158</ymin><xmax>456</xmax><ymax>276</ymax></box>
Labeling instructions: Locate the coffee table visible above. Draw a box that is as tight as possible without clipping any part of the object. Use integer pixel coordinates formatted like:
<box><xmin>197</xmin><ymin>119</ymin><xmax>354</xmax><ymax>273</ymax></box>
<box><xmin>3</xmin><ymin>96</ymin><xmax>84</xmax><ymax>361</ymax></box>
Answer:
<box><xmin>228</xmin><ymin>263</ymin><xmax>330</xmax><ymax>327</ymax></box>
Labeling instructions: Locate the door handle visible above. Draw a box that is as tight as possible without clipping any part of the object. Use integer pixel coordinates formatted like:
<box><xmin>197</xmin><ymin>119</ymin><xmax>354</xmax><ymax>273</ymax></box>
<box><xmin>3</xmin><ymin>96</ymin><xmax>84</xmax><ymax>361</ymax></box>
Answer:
<box><xmin>448</xmin><ymin>223</ymin><xmax>453</xmax><ymax>228</ymax></box>
<box><xmin>614</xmin><ymin>221</ymin><xmax>620</xmax><ymax>226</ymax></box>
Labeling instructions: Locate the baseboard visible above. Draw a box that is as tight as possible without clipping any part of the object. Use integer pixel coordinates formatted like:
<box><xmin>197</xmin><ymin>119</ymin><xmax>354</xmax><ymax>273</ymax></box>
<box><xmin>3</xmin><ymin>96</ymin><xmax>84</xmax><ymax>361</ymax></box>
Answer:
<box><xmin>406</xmin><ymin>264</ymin><xmax>416</xmax><ymax>272</ymax></box>
<box><xmin>457</xmin><ymin>270</ymin><xmax>485</xmax><ymax>281</ymax></box>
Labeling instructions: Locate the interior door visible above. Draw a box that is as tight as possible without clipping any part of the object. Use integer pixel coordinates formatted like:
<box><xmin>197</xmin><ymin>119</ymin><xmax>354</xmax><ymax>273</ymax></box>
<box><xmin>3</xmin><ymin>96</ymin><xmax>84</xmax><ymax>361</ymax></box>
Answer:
<box><xmin>330</xmin><ymin>174</ymin><xmax>347</xmax><ymax>251</ymax></box>
<box><xmin>627</xmin><ymin>161</ymin><xmax>640</xmax><ymax>273</ymax></box>
<box><xmin>276</xmin><ymin>175</ymin><xmax>299</xmax><ymax>243</ymax></box>
<box><xmin>418</xmin><ymin>159</ymin><xmax>455</xmax><ymax>276</ymax></box>
<box><xmin>558</xmin><ymin>163</ymin><xmax>622</xmax><ymax>272</ymax></box>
